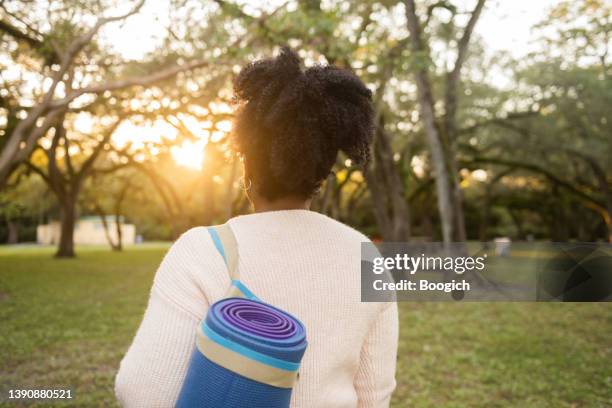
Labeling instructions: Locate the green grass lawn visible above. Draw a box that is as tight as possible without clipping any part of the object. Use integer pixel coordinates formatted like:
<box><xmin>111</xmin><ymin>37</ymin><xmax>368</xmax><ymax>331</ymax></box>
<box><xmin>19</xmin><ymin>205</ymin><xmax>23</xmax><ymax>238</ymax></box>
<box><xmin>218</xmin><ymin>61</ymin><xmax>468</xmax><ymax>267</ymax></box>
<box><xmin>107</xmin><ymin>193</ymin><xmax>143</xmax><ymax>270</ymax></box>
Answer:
<box><xmin>0</xmin><ymin>245</ymin><xmax>610</xmax><ymax>407</ymax></box>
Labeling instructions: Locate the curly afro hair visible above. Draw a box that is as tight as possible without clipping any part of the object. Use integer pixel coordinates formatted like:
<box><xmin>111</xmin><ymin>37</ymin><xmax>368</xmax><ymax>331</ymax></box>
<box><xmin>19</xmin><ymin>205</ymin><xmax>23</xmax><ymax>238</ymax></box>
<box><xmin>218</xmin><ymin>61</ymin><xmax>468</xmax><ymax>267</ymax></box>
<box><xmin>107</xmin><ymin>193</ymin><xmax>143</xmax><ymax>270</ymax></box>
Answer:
<box><xmin>231</xmin><ymin>46</ymin><xmax>374</xmax><ymax>200</ymax></box>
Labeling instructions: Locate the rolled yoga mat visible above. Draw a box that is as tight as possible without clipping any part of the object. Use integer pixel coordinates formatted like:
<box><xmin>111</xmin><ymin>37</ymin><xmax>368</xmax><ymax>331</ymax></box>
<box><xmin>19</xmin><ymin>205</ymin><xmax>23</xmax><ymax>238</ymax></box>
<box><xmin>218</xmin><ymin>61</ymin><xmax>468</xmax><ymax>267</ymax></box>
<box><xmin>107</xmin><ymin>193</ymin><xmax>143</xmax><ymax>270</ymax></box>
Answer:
<box><xmin>176</xmin><ymin>297</ymin><xmax>307</xmax><ymax>408</ymax></box>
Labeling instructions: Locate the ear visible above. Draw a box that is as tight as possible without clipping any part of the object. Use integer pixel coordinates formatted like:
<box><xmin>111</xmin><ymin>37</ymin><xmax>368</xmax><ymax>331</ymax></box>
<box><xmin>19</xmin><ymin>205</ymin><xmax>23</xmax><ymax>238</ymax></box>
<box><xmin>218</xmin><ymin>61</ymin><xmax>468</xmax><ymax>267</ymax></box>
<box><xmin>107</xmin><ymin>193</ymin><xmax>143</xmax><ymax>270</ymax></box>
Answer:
<box><xmin>240</xmin><ymin>159</ymin><xmax>255</xmax><ymax>203</ymax></box>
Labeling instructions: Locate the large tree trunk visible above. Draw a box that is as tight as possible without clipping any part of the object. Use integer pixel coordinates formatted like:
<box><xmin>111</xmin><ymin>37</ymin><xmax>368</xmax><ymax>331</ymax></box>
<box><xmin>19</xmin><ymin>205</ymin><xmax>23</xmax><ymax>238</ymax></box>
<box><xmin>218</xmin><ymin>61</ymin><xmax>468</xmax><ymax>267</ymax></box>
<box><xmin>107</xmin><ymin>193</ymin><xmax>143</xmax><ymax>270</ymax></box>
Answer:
<box><xmin>56</xmin><ymin>195</ymin><xmax>77</xmax><ymax>257</ymax></box>
<box><xmin>364</xmin><ymin>165</ymin><xmax>390</xmax><ymax>239</ymax></box>
<box><xmin>404</xmin><ymin>0</ymin><xmax>485</xmax><ymax>244</ymax></box>
<box><xmin>404</xmin><ymin>2</ymin><xmax>455</xmax><ymax>245</ymax></box>
<box><xmin>442</xmin><ymin>0</ymin><xmax>485</xmax><ymax>242</ymax></box>
<box><xmin>7</xmin><ymin>220</ymin><xmax>19</xmax><ymax>244</ymax></box>
<box><xmin>449</xmin><ymin>160</ymin><xmax>467</xmax><ymax>241</ymax></box>
<box><xmin>365</xmin><ymin>123</ymin><xmax>411</xmax><ymax>241</ymax></box>
<box><xmin>411</xmin><ymin>81</ymin><xmax>455</xmax><ymax>244</ymax></box>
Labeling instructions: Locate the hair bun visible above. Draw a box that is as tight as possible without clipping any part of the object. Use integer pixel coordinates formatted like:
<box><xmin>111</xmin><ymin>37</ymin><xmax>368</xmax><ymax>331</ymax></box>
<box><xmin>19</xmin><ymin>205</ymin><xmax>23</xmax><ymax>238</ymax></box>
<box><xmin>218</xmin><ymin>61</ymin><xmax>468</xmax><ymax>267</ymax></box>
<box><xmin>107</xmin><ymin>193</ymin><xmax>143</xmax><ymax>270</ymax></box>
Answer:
<box><xmin>232</xmin><ymin>46</ymin><xmax>374</xmax><ymax>200</ymax></box>
<box><xmin>233</xmin><ymin>47</ymin><xmax>302</xmax><ymax>103</ymax></box>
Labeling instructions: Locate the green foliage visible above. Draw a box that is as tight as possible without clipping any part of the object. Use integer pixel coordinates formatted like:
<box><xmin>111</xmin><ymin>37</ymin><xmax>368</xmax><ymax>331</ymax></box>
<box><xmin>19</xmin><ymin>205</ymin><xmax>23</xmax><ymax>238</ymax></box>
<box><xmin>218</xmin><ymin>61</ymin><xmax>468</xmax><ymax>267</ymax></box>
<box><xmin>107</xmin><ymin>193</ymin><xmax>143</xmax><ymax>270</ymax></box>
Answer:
<box><xmin>0</xmin><ymin>175</ymin><xmax>49</xmax><ymax>221</ymax></box>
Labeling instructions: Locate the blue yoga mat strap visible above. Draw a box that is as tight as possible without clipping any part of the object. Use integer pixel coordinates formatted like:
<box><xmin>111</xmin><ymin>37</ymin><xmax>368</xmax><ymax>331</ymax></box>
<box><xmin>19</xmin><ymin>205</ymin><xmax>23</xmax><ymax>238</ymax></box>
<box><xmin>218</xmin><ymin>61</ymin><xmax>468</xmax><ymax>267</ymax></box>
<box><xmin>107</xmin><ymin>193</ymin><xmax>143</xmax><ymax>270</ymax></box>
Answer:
<box><xmin>208</xmin><ymin>224</ymin><xmax>239</xmax><ymax>280</ymax></box>
<box><xmin>207</xmin><ymin>224</ymin><xmax>258</xmax><ymax>300</ymax></box>
<box><xmin>228</xmin><ymin>279</ymin><xmax>258</xmax><ymax>300</ymax></box>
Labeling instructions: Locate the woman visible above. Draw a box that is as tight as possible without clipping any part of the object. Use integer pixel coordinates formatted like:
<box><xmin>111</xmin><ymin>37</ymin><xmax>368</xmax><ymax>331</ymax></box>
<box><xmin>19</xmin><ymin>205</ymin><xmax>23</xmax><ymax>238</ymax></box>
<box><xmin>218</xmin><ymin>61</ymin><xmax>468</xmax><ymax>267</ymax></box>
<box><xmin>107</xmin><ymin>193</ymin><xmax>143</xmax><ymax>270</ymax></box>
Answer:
<box><xmin>115</xmin><ymin>47</ymin><xmax>398</xmax><ymax>408</ymax></box>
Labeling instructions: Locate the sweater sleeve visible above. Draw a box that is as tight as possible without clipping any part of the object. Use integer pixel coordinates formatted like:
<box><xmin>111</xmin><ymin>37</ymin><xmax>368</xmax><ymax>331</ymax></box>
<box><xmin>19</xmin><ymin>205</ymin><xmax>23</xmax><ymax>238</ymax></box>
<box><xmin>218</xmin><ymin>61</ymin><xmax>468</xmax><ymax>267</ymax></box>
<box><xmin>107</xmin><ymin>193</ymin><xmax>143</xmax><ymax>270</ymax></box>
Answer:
<box><xmin>115</xmin><ymin>229</ymin><xmax>215</xmax><ymax>408</ymax></box>
<box><xmin>114</xmin><ymin>288</ymin><xmax>199</xmax><ymax>408</ymax></box>
<box><xmin>354</xmin><ymin>302</ymin><xmax>399</xmax><ymax>408</ymax></box>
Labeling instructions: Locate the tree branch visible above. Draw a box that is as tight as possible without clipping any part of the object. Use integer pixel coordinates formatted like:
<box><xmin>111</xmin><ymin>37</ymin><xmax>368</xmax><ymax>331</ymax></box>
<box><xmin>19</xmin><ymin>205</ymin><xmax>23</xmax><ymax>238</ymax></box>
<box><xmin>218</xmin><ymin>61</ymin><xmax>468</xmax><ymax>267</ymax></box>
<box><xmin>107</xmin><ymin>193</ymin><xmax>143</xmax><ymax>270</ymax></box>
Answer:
<box><xmin>443</xmin><ymin>0</ymin><xmax>486</xmax><ymax>142</ymax></box>
<box><xmin>76</xmin><ymin>117</ymin><xmax>124</xmax><ymax>183</ymax></box>
<box><xmin>93</xmin><ymin>161</ymin><xmax>133</xmax><ymax>175</ymax></box>
<box><xmin>0</xmin><ymin>19</ymin><xmax>43</xmax><ymax>48</ymax></box>
<box><xmin>470</xmin><ymin>156</ymin><xmax>605</xmax><ymax>209</ymax></box>
<box><xmin>59</xmin><ymin>0</ymin><xmax>145</xmax><ymax>67</ymax></box>
<box><xmin>62</xmin><ymin>130</ymin><xmax>76</xmax><ymax>178</ymax></box>
<box><xmin>424</xmin><ymin>1</ymin><xmax>456</xmax><ymax>28</ymax></box>
<box><xmin>448</xmin><ymin>0</ymin><xmax>486</xmax><ymax>82</ymax></box>
<box><xmin>24</xmin><ymin>161</ymin><xmax>50</xmax><ymax>185</ymax></box>
<box><xmin>47</xmin><ymin>121</ymin><xmax>67</xmax><ymax>197</ymax></box>
<box><xmin>49</xmin><ymin>58</ymin><xmax>211</xmax><ymax>109</ymax></box>
<box><xmin>458</xmin><ymin>109</ymin><xmax>540</xmax><ymax>135</ymax></box>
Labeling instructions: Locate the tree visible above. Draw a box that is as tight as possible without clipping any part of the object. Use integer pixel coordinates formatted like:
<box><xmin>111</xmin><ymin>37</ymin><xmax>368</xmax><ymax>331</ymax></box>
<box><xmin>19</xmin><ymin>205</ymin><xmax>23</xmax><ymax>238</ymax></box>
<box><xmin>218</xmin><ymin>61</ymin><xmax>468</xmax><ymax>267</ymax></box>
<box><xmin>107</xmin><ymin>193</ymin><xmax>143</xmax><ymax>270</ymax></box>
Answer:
<box><xmin>458</xmin><ymin>0</ymin><xmax>612</xmax><ymax>241</ymax></box>
<box><xmin>0</xmin><ymin>0</ymin><xmax>211</xmax><ymax>187</ymax></box>
<box><xmin>85</xmin><ymin>170</ymin><xmax>139</xmax><ymax>251</ymax></box>
<box><xmin>26</xmin><ymin>114</ymin><xmax>125</xmax><ymax>257</ymax></box>
<box><xmin>404</xmin><ymin>0</ymin><xmax>486</xmax><ymax>244</ymax></box>
<box><xmin>0</xmin><ymin>174</ymin><xmax>48</xmax><ymax>243</ymax></box>
<box><xmin>4</xmin><ymin>0</ymin><xmax>607</xmax><ymax>248</ymax></box>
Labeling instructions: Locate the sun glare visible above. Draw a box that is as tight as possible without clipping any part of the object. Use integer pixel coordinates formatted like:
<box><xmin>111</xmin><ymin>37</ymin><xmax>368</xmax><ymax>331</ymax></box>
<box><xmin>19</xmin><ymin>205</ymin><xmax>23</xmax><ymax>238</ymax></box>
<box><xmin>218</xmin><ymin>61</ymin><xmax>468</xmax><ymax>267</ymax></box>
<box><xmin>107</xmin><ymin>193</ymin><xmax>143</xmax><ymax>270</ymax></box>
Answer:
<box><xmin>112</xmin><ymin>120</ymin><xmax>176</xmax><ymax>149</ymax></box>
<box><xmin>171</xmin><ymin>140</ymin><xmax>206</xmax><ymax>170</ymax></box>
<box><xmin>111</xmin><ymin>118</ymin><xmax>218</xmax><ymax>170</ymax></box>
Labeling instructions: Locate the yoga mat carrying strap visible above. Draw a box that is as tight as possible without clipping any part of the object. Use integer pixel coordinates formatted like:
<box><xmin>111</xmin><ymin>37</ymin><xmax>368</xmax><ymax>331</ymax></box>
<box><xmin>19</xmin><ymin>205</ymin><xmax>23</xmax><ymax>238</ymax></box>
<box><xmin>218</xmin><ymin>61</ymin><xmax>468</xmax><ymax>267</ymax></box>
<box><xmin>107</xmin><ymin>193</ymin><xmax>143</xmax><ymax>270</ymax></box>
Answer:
<box><xmin>195</xmin><ymin>322</ymin><xmax>299</xmax><ymax>388</ymax></box>
<box><xmin>176</xmin><ymin>224</ymin><xmax>306</xmax><ymax>404</ymax></box>
<box><xmin>208</xmin><ymin>224</ymin><xmax>258</xmax><ymax>300</ymax></box>
<box><xmin>209</xmin><ymin>223</ymin><xmax>239</xmax><ymax>280</ymax></box>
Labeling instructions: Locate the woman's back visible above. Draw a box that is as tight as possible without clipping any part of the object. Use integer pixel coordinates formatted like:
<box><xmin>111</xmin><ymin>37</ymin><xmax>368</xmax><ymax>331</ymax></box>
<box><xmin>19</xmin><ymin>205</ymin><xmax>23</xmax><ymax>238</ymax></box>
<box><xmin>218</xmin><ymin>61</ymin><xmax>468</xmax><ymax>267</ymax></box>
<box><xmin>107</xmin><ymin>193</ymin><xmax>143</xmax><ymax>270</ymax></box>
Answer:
<box><xmin>116</xmin><ymin>46</ymin><xmax>397</xmax><ymax>408</ymax></box>
<box><xmin>115</xmin><ymin>210</ymin><xmax>398</xmax><ymax>407</ymax></box>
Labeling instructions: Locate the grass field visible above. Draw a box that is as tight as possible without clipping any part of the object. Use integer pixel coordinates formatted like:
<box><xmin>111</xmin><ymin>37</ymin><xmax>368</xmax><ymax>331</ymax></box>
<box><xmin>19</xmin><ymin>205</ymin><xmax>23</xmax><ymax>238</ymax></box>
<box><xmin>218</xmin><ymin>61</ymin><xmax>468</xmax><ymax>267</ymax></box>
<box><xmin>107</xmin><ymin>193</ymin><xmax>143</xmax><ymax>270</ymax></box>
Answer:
<box><xmin>0</xmin><ymin>245</ymin><xmax>610</xmax><ymax>407</ymax></box>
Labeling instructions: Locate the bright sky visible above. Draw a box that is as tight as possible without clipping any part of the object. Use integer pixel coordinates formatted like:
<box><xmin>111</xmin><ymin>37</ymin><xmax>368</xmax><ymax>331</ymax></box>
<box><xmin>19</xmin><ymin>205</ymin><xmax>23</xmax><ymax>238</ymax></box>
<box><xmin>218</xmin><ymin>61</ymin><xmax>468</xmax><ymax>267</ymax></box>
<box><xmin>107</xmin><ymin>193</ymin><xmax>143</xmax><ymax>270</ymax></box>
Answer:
<box><xmin>102</xmin><ymin>0</ymin><xmax>562</xmax><ymax>59</ymax></box>
<box><xmin>97</xmin><ymin>0</ymin><xmax>562</xmax><ymax>170</ymax></box>
<box><xmin>475</xmin><ymin>0</ymin><xmax>561</xmax><ymax>55</ymax></box>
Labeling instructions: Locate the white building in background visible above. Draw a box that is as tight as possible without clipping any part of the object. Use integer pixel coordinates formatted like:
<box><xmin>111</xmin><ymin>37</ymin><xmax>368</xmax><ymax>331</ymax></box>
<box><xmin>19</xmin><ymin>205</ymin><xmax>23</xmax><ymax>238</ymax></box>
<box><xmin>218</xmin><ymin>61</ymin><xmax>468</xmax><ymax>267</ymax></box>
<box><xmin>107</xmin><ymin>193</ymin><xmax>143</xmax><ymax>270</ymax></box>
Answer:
<box><xmin>37</xmin><ymin>216</ymin><xmax>136</xmax><ymax>245</ymax></box>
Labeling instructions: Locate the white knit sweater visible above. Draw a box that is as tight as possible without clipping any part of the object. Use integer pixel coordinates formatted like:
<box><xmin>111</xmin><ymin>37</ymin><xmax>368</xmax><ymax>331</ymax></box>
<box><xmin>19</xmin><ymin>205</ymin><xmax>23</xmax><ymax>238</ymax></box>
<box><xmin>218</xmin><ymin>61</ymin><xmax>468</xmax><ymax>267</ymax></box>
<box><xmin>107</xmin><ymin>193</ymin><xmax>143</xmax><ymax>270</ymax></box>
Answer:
<box><xmin>115</xmin><ymin>209</ymin><xmax>398</xmax><ymax>407</ymax></box>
